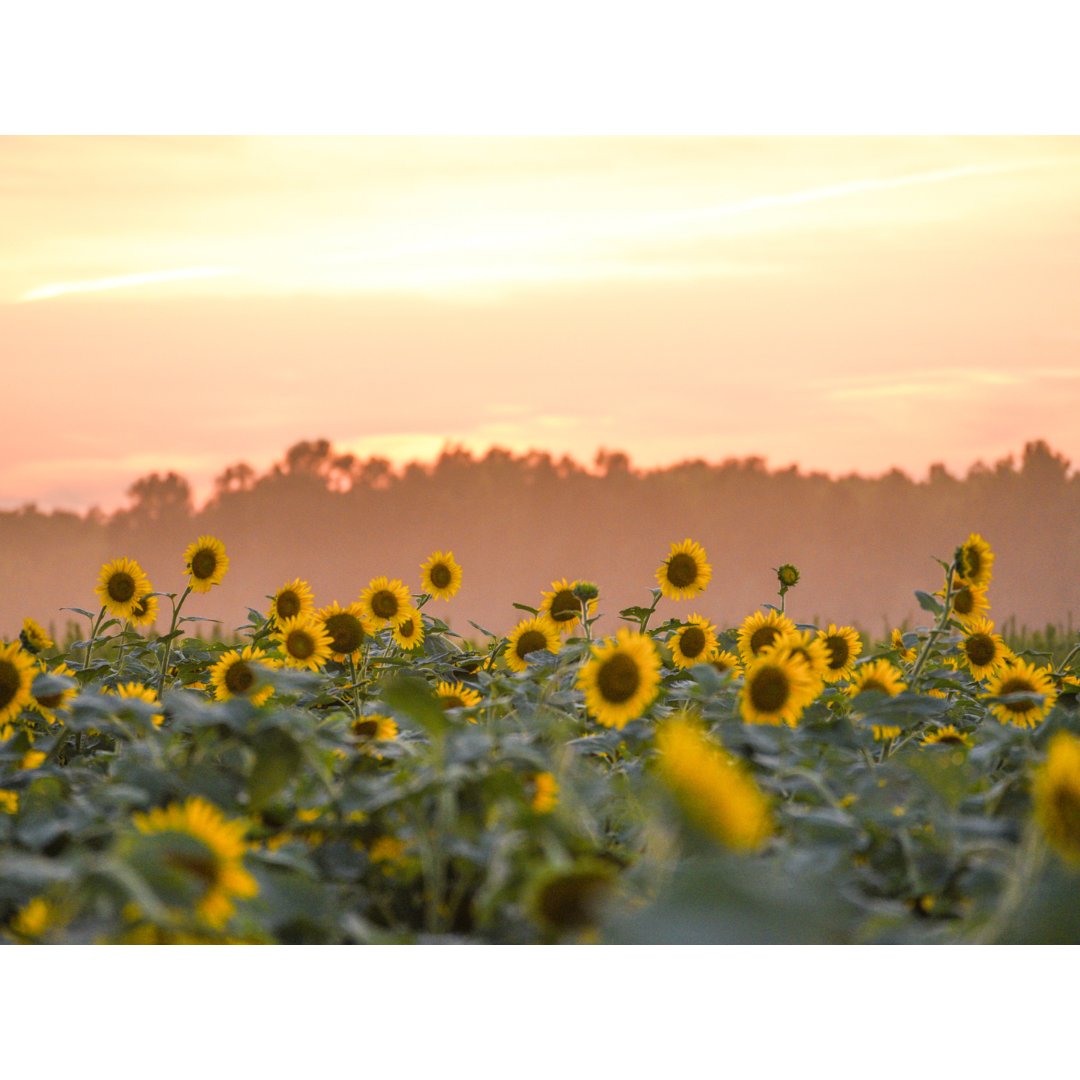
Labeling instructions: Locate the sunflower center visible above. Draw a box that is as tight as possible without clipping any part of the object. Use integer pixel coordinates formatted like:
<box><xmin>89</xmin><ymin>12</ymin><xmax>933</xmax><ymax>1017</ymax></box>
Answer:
<box><xmin>549</xmin><ymin>590</ymin><xmax>582</xmax><ymax>622</ymax></box>
<box><xmin>825</xmin><ymin>635</ymin><xmax>850</xmax><ymax>670</ymax></box>
<box><xmin>165</xmin><ymin>849</ymin><xmax>221</xmax><ymax>888</ymax></box>
<box><xmin>1050</xmin><ymin>787</ymin><xmax>1080</xmax><ymax>845</ymax></box>
<box><xmin>353</xmin><ymin>719</ymin><xmax>378</xmax><ymax>739</ymax></box>
<box><xmin>108</xmin><ymin>572</ymin><xmax>137</xmax><ymax>603</ymax></box>
<box><xmin>749</xmin><ymin>625</ymin><xmax>781</xmax><ymax>655</ymax></box>
<box><xmin>998</xmin><ymin>677</ymin><xmax>1038</xmax><ymax>713</ymax></box>
<box><xmin>749</xmin><ymin>666</ymin><xmax>791</xmax><ymax>713</ymax></box>
<box><xmin>537</xmin><ymin>871</ymin><xmax>611</xmax><ymax>931</ymax></box>
<box><xmin>191</xmin><ymin>550</ymin><xmax>217</xmax><ymax>580</ymax></box>
<box><xmin>429</xmin><ymin>563</ymin><xmax>452</xmax><ymax>589</ymax></box>
<box><xmin>286</xmin><ymin>630</ymin><xmax>315</xmax><ymax>660</ymax></box>
<box><xmin>953</xmin><ymin>587</ymin><xmax>974</xmax><ymax>616</ymax></box>
<box><xmin>398</xmin><ymin>618</ymin><xmax>416</xmax><ymax>639</ymax></box>
<box><xmin>0</xmin><ymin>660</ymin><xmax>22</xmax><ymax>709</ymax></box>
<box><xmin>516</xmin><ymin>630</ymin><xmax>548</xmax><ymax>660</ymax></box>
<box><xmin>371</xmin><ymin>590</ymin><xmax>399</xmax><ymax>620</ymax></box>
<box><xmin>679</xmin><ymin>626</ymin><xmax>707</xmax><ymax>659</ymax></box>
<box><xmin>666</xmin><ymin>553</ymin><xmax>698</xmax><ymax>589</ymax></box>
<box><xmin>224</xmin><ymin>661</ymin><xmax>255</xmax><ymax>695</ymax></box>
<box><xmin>859</xmin><ymin>678</ymin><xmax>888</xmax><ymax>695</ymax></box>
<box><xmin>133</xmin><ymin>596</ymin><xmax>150</xmax><ymax>617</ymax></box>
<box><xmin>326</xmin><ymin>613</ymin><xmax>364</xmax><ymax>655</ymax></box>
<box><xmin>937</xmin><ymin>733</ymin><xmax>965</xmax><ymax>745</ymax></box>
<box><xmin>36</xmin><ymin>691</ymin><xmax>64</xmax><ymax>709</ymax></box>
<box><xmin>276</xmin><ymin>591</ymin><xmax>301</xmax><ymax>619</ymax></box>
<box><xmin>441</xmin><ymin>695</ymin><xmax>465</xmax><ymax>709</ymax></box>
<box><xmin>965</xmin><ymin>548</ymin><xmax>982</xmax><ymax>579</ymax></box>
<box><xmin>596</xmin><ymin>653</ymin><xmax>641</xmax><ymax>704</ymax></box>
<box><xmin>965</xmin><ymin>634</ymin><xmax>997</xmax><ymax>668</ymax></box>
<box><xmin>712</xmin><ymin>656</ymin><xmax>735</xmax><ymax>673</ymax></box>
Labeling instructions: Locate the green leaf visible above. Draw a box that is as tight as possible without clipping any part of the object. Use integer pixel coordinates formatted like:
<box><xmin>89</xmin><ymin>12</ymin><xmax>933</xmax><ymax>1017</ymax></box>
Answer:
<box><xmin>619</xmin><ymin>606</ymin><xmax>655</xmax><ymax>621</ymax></box>
<box><xmin>248</xmin><ymin>728</ymin><xmax>302</xmax><ymax>811</ymax></box>
<box><xmin>61</xmin><ymin>607</ymin><xmax>97</xmax><ymax>620</ymax></box>
<box><xmin>381</xmin><ymin>674</ymin><xmax>448</xmax><ymax>736</ymax></box>
<box><xmin>915</xmin><ymin>591</ymin><xmax>943</xmax><ymax>615</ymax></box>
<box><xmin>512</xmin><ymin>603</ymin><xmax>539</xmax><ymax>615</ymax></box>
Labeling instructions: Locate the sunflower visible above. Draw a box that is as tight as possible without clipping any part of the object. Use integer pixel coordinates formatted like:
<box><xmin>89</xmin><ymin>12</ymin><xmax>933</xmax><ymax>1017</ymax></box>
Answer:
<box><xmin>655</xmin><ymin>713</ymin><xmax>772</xmax><ymax>851</ymax></box>
<box><xmin>210</xmin><ymin>646</ymin><xmax>276</xmax><ymax>707</ymax></box>
<box><xmin>817</xmin><ymin>624</ymin><xmax>863</xmax><ymax>683</ymax></box>
<box><xmin>891</xmin><ymin>629</ymin><xmax>917</xmax><ymax>664</ymax></box>
<box><xmin>736</xmin><ymin>609</ymin><xmax>796</xmax><ymax>666</ymax></box>
<box><xmin>436</xmin><ymin>680</ymin><xmax>483</xmax><ymax>711</ymax></box>
<box><xmin>848</xmin><ymin>659</ymin><xmax>907</xmax><ymax>699</ymax></box>
<box><xmin>391</xmin><ymin>608</ymin><xmax>426</xmax><ymax>651</ymax></box>
<box><xmin>739</xmin><ymin>646</ymin><xmax>818</xmax><ymax>727</ymax></box>
<box><xmin>959</xmin><ymin>618</ymin><xmax>1011</xmax><ymax>680</ymax></box>
<box><xmin>871</xmin><ymin>725</ymin><xmax>902</xmax><ymax>742</ymax></box>
<box><xmin>131</xmin><ymin>796</ymin><xmax>258</xmax><ymax>928</ymax></box>
<box><xmin>983</xmin><ymin>659</ymin><xmax>1058</xmax><ymax>729</ymax></box>
<box><xmin>779</xmin><ymin>629</ymin><xmax>830</xmax><ymax>689</ymax></box>
<box><xmin>539</xmin><ymin>578</ymin><xmax>596</xmax><ymax>635</ymax></box>
<box><xmin>0</xmin><ymin>641</ymin><xmax>36</xmax><ymax>732</ymax></box>
<box><xmin>95</xmin><ymin>557</ymin><xmax>153</xmax><ymax>620</ymax></box>
<box><xmin>506</xmin><ymin>616</ymin><xmax>561</xmax><ymax>673</ymax></box>
<box><xmin>350</xmin><ymin>714</ymin><xmax>399</xmax><ymax>742</ymax></box>
<box><xmin>1033</xmin><ymin>732</ymin><xmax>1080</xmax><ymax>863</ymax></box>
<box><xmin>529</xmin><ymin>861</ymin><xmax>616</xmax><ymax>935</ymax></box>
<box><xmin>104</xmin><ymin>681</ymin><xmax>164</xmax><ymax>726</ymax></box>
<box><xmin>19</xmin><ymin>617</ymin><xmax>53</xmax><ymax>655</ymax></box>
<box><xmin>274</xmin><ymin>615</ymin><xmax>333</xmax><ymax>671</ymax></box>
<box><xmin>710</xmin><ymin>650</ymin><xmax>743</xmax><ymax>677</ymax></box>
<box><xmin>957</xmin><ymin>533</ymin><xmax>994</xmax><ymax>589</ymax></box>
<box><xmin>359</xmin><ymin>576</ymin><xmax>412</xmax><ymax>628</ymax></box>
<box><xmin>128</xmin><ymin>592</ymin><xmax>159</xmax><ymax>629</ymax></box>
<box><xmin>317</xmin><ymin>601</ymin><xmax>371</xmax><ymax>661</ymax></box>
<box><xmin>30</xmin><ymin>661</ymin><xmax>79</xmax><ymax>723</ymax></box>
<box><xmin>530</xmin><ymin>772</ymin><xmax>559</xmax><ymax>814</ymax></box>
<box><xmin>656</xmin><ymin>539</ymin><xmax>712</xmax><ymax>601</ymax></box>
<box><xmin>668</xmin><ymin>614</ymin><xmax>719</xmax><ymax>670</ymax></box>
<box><xmin>269</xmin><ymin>578</ymin><xmax>315</xmax><ymax>624</ymax></box>
<box><xmin>947</xmin><ymin>578</ymin><xmax>990</xmax><ymax>626</ymax></box>
<box><xmin>183</xmin><ymin>535</ymin><xmax>229</xmax><ymax>593</ymax></box>
<box><xmin>921</xmin><ymin>725</ymin><xmax>973</xmax><ymax>749</ymax></box>
<box><xmin>577</xmin><ymin>629</ymin><xmax>662</xmax><ymax>730</ymax></box>
<box><xmin>420</xmin><ymin>550</ymin><xmax>463</xmax><ymax>601</ymax></box>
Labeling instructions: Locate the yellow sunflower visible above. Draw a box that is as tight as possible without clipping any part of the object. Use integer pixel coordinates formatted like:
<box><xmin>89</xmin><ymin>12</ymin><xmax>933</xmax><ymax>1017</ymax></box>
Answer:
<box><xmin>351</xmin><ymin>714</ymin><xmax>399</xmax><ymax>742</ymax></box>
<box><xmin>95</xmin><ymin>557</ymin><xmax>153</xmax><ymax>620</ymax></box>
<box><xmin>983</xmin><ymin>660</ymin><xmax>1058</xmax><ymax>729</ymax></box>
<box><xmin>391</xmin><ymin>608</ymin><xmax>425</xmax><ymax>651</ymax></box>
<box><xmin>317</xmin><ymin>601</ymin><xmax>371</xmax><ymax>661</ymax></box>
<box><xmin>920</xmin><ymin>725</ymin><xmax>973</xmax><ymax>749</ymax></box>
<box><xmin>506</xmin><ymin>616</ymin><xmax>561</xmax><ymax>673</ymax></box>
<box><xmin>891</xmin><ymin>629</ymin><xmax>917</xmax><ymax>664</ymax></box>
<box><xmin>210</xmin><ymin>646</ymin><xmax>276</xmax><ymax>707</ymax></box>
<box><xmin>128</xmin><ymin>592</ymin><xmax>159</xmax><ymax>629</ymax></box>
<box><xmin>183</xmin><ymin>535</ymin><xmax>229</xmax><ymax>593</ymax></box>
<box><xmin>105</xmin><ymin>682</ymin><xmax>164</xmax><ymax>726</ymax></box>
<box><xmin>656</xmin><ymin>538</ymin><xmax>712</xmax><ymax>601</ymax></box>
<box><xmin>0</xmin><ymin>641</ymin><xmax>36</xmax><ymax>732</ymax></box>
<box><xmin>131</xmin><ymin>796</ymin><xmax>258</xmax><ymax>928</ymax></box>
<box><xmin>957</xmin><ymin>533</ymin><xmax>994</xmax><ymax>589</ymax></box>
<box><xmin>19</xmin><ymin>617</ymin><xmax>53</xmax><ymax>655</ymax></box>
<box><xmin>817</xmin><ymin>624</ymin><xmax>863</xmax><ymax>683</ymax></box>
<box><xmin>779</xmin><ymin>629</ymin><xmax>830</xmax><ymax>690</ymax></box>
<box><xmin>359</xmin><ymin>576</ymin><xmax>412</xmax><ymax>628</ymax></box>
<box><xmin>711</xmin><ymin>650</ymin><xmax>743</xmax><ymax>677</ymax></box>
<box><xmin>1033</xmin><ymin>732</ymin><xmax>1080</xmax><ymax>863</ymax></box>
<box><xmin>269</xmin><ymin>578</ymin><xmax>315</xmax><ymax>624</ymax></box>
<box><xmin>947</xmin><ymin>578</ymin><xmax>990</xmax><ymax>626</ymax></box>
<box><xmin>436</xmin><ymin>680</ymin><xmax>483</xmax><ymax>711</ymax></box>
<box><xmin>668</xmin><ymin>614</ymin><xmax>719</xmax><ymax>670</ymax></box>
<box><xmin>420</xmin><ymin>550</ymin><xmax>463</xmax><ymax>601</ymax></box>
<box><xmin>959</xmin><ymin>618</ymin><xmax>1011</xmax><ymax>680</ymax></box>
<box><xmin>739</xmin><ymin>646</ymin><xmax>818</xmax><ymax>727</ymax></box>
<box><xmin>655</xmin><ymin>713</ymin><xmax>773</xmax><ymax>851</ymax></box>
<box><xmin>530</xmin><ymin>772</ymin><xmax>559</xmax><ymax>814</ymax></box>
<box><xmin>577</xmin><ymin>629</ymin><xmax>662</xmax><ymax>730</ymax></box>
<box><xmin>30</xmin><ymin>661</ymin><xmax>79</xmax><ymax>723</ymax></box>
<box><xmin>274</xmin><ymin>615</ymin><xmax>333</xmax><ymax>671</ymax></box>
<box><xmin>736</xmin><ymin>609</ymin><xmax>796</xmax><ymax>666</ymax></box>
<box><xmin>848</xmin><ymin>659</ymin><xmax>908</xmax><ymax>699</ymax></box>
<box><xmin>539</xmin><ymin>578</ymin><xmax>597</xmax><ymax>635</ymax></box>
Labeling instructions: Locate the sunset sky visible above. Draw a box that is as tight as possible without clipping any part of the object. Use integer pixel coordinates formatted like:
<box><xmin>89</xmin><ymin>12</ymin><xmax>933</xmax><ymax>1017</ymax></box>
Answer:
<box><xmin>3</xmin><ymin>136</ymin><xmax>1079</xmax><ymax>511</ymax></box>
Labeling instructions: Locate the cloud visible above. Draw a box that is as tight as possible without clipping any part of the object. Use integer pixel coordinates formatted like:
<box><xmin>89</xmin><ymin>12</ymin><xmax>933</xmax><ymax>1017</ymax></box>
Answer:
<box><xmin>20</xmin><ymin>266</ymin><xmax>238</xmax><ymax>302</ymax></box>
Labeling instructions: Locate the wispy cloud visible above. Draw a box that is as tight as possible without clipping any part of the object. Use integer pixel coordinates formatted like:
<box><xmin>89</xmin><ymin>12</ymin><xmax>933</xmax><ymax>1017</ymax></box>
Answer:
<box><xmin>20</xmin><ymin>266</ymin><xmax>238</xmax><ymax>302</ymax></box>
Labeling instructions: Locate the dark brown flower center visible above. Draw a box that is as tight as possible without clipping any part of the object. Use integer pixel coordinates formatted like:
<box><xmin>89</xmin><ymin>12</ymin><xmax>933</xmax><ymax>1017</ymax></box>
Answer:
<box><xmin>191</xmin><ymin>550</ymin><xmax>217</xmax><ymax>580</ymax></box>
<box><xmin>0</xmin><ymin>660</ymin><xmax>22</xmax><ymax>709</ymax></box>
<box><xmin>678</xmin><ymin>625</ymin><xmax>707</xmax><ymax>659</ymax></box>
<box><xmin>964</xmin><ymin>546</ymin><xmax>982</xmax><ymax>579</ymax></box>
<box><xmin>429</xmin><ymin>563</ymin><xmax>452</xmax><ymax>589</ymax></box>
<box><xmin>953</xmin><ymin>587</ymin><xmax>974</xmax><ymax>616</ymax></box>
<box><xmin>108</xmin><ymin>572</ymin><xmax>136</xmax><ymax>603</ymax></box>
<box><xmin>549</xmin><ymin>589</ymin><xmax>582</xmax><ymax>622</ymax></box>
<box><xmin>397</xmin><ymin>618</ymin><xmax>417</xmax><ymax>640</ymax></box>
<box><xmin>352</xmin><ymin>719</ymin><xmax>378</xmax><ymax>739</ymax></box>
<box><xmin>515</xmin><ymin>630</ymin><xmax>548</xmax><ymax>660</ymax></box>
<box><xmin>325</xmin><ymin>613</ymin><xmax>364</xmax><ymax>655</ymax></box>
<box><xmin>441</xmin><ymin>695</ymin><xmax>465</xmax><ymax>709</ymax></box>
<box><xmin>597</xmin><ymin>653</ymin><xmax>641</xmax><ymax>704</ymax></box>
<box><xmin>666</xmin><ymin>553</ymin><xmax>698</xmax><ymax>589</ymax></box>
<box><xmin>858</xmin><ymin>678</ymin><xmax>889</xmax><ymax>695</ymax></box>
<box><xmin>749</xmin><ymin>666</ymin><xmax>790</xmax><ymax>713</ymax></box>
<box><xmin>536</xmin><ymin>870</ymin><xmax>612</xmax><ymax>931</ymax></box>
<box><xmin>998</xmin><ymin>677</ymin><xmax>1037</xmax><ymax>713</ymax></box>
<box><xmin>276</xmin><ymin>591</ymin><xmax>301</xmax><ymax>619</ymax></box>
<box><xmin>224</xmin><ymin>660</ymin><xmax>255</xmax><ymax>695</ymax></box>
<box><xmin>824</xmin><ymin>635</ymin><xmax>850</xmax><ymax>670</ymax></box>
<box><xmin>965</xmin><ymin>634</ymin><xmax>997</xmax><ymax>668</ymax></box>
<box><xmin>286</xmin><ymin>630</ymin><xmax>315</xmax><ymax>660</ymax></box>
<box><xmin>749</xmin><ymin>625</ymin><xmax>781</xmax><ymax>655</ymax></box>
<box><xmin>371</xmin><ymin>590</ymin><xmax>399</xmax><ymax>620</ymax></box>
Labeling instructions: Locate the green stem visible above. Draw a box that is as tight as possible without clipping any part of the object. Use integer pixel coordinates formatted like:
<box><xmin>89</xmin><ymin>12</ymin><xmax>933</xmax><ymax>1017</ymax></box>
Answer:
<box><xmin>1053</xmin><ymin>640</ymin><xmax>1080</xmax><ymax>676</ymax></box>
<box><xmin>638</xmin><ymin>592</ymin><xmax>661</xmax><ymax>634</ymax></box>
<box><xmin>909</xmin><ymin>562</ymin><xmax>957</xmax><ymax>691</ymax></box>
<box><xmin>116</xmin><ymin>621</ymin><xmax>130</xmax><ymax>678</ymax></box>
<box><xmin>81</xmin><ymin>607</ymin><xmax>107</xmax><ymax>671</ymax></box>
<box><xmin>347</xmin><ymin>654</ymin><xmax>363</xmax><ymax>720</ymax></box>
<box><xmin>158</xmin><ymin>586</ymin><xmax>192</xmax><ymax>693</ymax></box>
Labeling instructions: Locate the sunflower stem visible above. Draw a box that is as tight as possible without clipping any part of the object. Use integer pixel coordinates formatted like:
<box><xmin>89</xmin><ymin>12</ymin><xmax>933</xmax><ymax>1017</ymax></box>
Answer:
<box><xmin>347</xmin><ymin>654</ymin><xmax>363</xmax><ymax>720</ymax></box>
<box><xmin>909</xmin><ymin>561</ymin><xmax>958</xmax><ymax>692</ymax></box>
<box><xmin>158</xmin><ymin>586</ymin><xmax>192</xmax><ymax>693</ymax></box>
<box><xmin>81</xmin><ymin>607</ymin><xmax>107</xmax><ymax>671</ymax></box>
<box><xmin>638</xmin><ymin>592</ymin><xmax>661</xmax><ymax>634</ymax></box>
<box><xmin>1053</xmin><ymin>640</ymin><xmax>1080</xmax><ymax>676</ymax></box>
<box><xmin>116</xmin><ymin>621</ymin><xmax>130</xmax><ymax>678</ymax></box>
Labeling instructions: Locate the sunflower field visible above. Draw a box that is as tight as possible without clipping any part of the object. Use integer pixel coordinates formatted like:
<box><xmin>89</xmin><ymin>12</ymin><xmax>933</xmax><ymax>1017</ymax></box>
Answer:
<box><xmin>2</xmin><ymin>533</ymin><xmax>1079</xmax><ymax>944</ymax></box>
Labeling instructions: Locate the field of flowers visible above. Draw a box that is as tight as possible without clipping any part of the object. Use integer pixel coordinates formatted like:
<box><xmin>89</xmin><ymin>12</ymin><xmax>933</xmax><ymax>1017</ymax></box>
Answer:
<box><xmin>1</xmin><ymin>533</ymin><xmax>1078</xmax><ymax>944</ymax></box>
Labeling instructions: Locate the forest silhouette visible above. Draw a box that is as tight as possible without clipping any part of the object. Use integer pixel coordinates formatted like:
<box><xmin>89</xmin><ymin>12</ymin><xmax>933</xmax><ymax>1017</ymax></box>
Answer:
<box><xmin>3</xmin><ymin>438</ymin><xmax>1076</xmax><ymax>642</ymax></box>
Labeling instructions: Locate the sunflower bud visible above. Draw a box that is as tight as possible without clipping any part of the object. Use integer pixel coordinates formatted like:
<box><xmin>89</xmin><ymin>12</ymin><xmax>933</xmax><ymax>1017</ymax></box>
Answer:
<box><xmin>573</xmin><ymin>581</ymin><xmax>599</xmax><ymax>602</ymax></box>
<box><xmin>776</xmin><ymin>564</ymin><xmax>800</xmax><ymax>591</ymax></box>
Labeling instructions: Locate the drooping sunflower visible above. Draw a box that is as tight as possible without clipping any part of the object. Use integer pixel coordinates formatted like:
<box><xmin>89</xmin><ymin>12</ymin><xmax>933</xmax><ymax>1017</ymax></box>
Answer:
<box><xmin>817</xmin><ymin>623</ymin><xmax>864</xmax><ymax>683</ymax></box>
<box><xmin>891</xmin><ymin>628</ymin><xmax>917</xmax><ymax>664</ymax></box>
<box><xmin>317</xmin><ymin>601</ymin><xmax>371</xmax><ymax>661</ymax></box>
<box><xmin>210</xmin><ymin>646</ymin><xmax>276</xmax><ymax>707</ymax></box>
<box><xmin>131</xmin><ymin>796</ymin><xmax>258</xmax><ymax>928</ymax></box>
<box><xmin>655</xmin><ymin>713</ymin><xmax>773</xmax><ymax>851</ymax></box>
<box><xmin>959</xmin><ymin>617</ymin><xmax>1011</xmax><ymax>680</ymax></box>
<box><xmin>539</xmin><ymin>578</ymin><xmax>596</xmax><ymax>635</ymax></box>
<box><xmin>268</xmin><ymin>578</ymin><xmax>315</xmax><ymax>624</ymax></box>
<box><xmin>983</xmin><ymin>659</ymin><xmax>1058</xmax><ymax>729</ymax></box>
<box><xmin>921</xmin><ymin>725</ymin><xmax>973</xmax><ymax>749</ymax></box>
<box><xmin>0</xmin><ymin>641</ymin><xmax>36</xmax><ymax>731</ymax></box>
<box><xmin>183</xmin><ymin>535</ymin><xmax>229</xmax><ymax>593</ymax></box>
<box><xmin>96</xmin><ymin>557</ymin><xmax>153</xmax><ymax>620</ymax></box>
<box><xmin>577</xmin><ymin>629</ymin><xmax>662</xmax><ymax>730</ymax></box>
<box><xmin>420</xmin><ymin>550</ymin><xmax>463</xmax><ymax>601</ymax></box>
<box><xmin>391</xmin><ymin>608</ymin><xmax>426</xmax><ymax>651</ymax></box>
<box><xmin>506</xmin><ymin>615</ymin><xmax>561</xmax><ymax>673</ymax></box>
<box><xmin>848</xmin><ymin>659</ymin><xmax>908</xmax><ymax>699</ymax></box>
<box><xmin>128</xmin><ymin>592</ymin><xmax>159</xmax><ymax>629</ymax></box>
<box><xmin>656</xmin><ymin>539</ymin><xmax>712</xmax><ymax>601</ymax></box>
<box><xmin>19</xmin><ymin>617</ymin><xmax>53</xmax><ymax>655</ymax></box>
<box><xmin>359</xmin><ymin>576</ymin><xmax>412</xmax><ymax>628</ymax></box>
<box><xmin>274</xmin><ymin>615</ymin><xmax>333</xmax><ymax>671</ymax></box>
<box><xmin>957</xmin><ymin>533</ymin><xmax>994</xmax><ymax>589</ymax></box>
<box><xmin>436</xmin><ymin>680</ymin><xmax>483</xmax><ymax>711</ymax></box>
<box><xmin>736</xmin><ymin>609</ymin><xmax>796</xmax><ymax>666</ymax></box>
<box><xmin>947</xmin><ymin>578</ymin><xmax>990</xmax><ymax>626</ymax></box>
<box><xmin>1032</xmin><ymin>732</ymin><xmax>1080</xmax><ymax>863</ymax></box>
<box><xmin>668</xmin><ymin>614</ymin><xmax>719</xmax><ymax>670</ymax></box>
<box><xmin>29</xmin><ymin>661</ymin><xmax>79</xmax><ymax>723</ymax></box>
<box><xmin>351</xmin><ymin>714</ymin><xmax>399</xmax><ymax>742</ymax></box>
<box><xmin>739</xmin><ymin>646</ymin><xmax>818</xmax><ymax>727</ymax></box>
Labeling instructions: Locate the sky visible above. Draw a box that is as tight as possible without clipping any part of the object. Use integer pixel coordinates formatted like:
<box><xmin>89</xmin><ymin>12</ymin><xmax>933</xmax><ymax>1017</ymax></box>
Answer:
<box><xmin>3</xmin><ymin>136</ymin><xmax>1080</xmax><ymax>511</ymax></box>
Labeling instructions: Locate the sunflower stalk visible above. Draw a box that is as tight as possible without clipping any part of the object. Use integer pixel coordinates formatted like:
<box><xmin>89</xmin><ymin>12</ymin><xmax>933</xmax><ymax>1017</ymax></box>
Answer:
<box><xmin>80</xmin><ymin>606</ymin><xmax>107</xmax><ymax>671</ymax></box>
<box><xmin>638</xmin><ymin>590</ymin><xmax>662</xmax><ymax>634</ymax></box>
<box><xmin>909</xmin><ymin>561</ymin><xmax>958</xmax><ymax>692</ymax></box>
<box><xmin>157</xmin><ymin>586</ymin><xmax>192</xmax><ymax>693</ymax></box>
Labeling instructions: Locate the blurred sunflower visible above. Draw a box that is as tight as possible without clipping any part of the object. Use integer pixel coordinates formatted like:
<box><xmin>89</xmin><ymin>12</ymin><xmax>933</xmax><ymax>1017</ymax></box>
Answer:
<box><xmin>817</xmin><ymin>624</ymin><xmax>863</xmax><ymax>683</ymax></box>
<box><xmin>128</xmin><ymin>592</ymin><xmax>159</xmax><ymax>629</ymax></box>
<box><xmin>656</xmin><ymin>539</ymin><xmax>712</xmax><ymax>601</ymax></box>
<box><xmin>736</xmin><ymin>609</ymin><xmax>796</xmax><ymax>666</ymax></box>
<box><xmin>506</xmin><ymin>616</ymin><xmax>561</xmax><ymax>673</ymax></box>
<box><xmin>947</xmin><ymin>578</ymin><xmax>990</xmax><ymax>626</ymax></box>
<box><xmin>96</xmin><ymin>557</ymin><xmax>152</xmax><ymax>620</ymax></box>
<box><xmin>269</xmin><ymin>578</ymin><xmax>315</xmax><ymax>623</ymax></box>
<box><xmin>957</xmin><ymin>533</ymin><xmax>994</xmax><ymax>588</ymax></box>
<box><xmin>710</xmin><ymin>650</ymin><xmax>743</xmax><ymax>677</ymax></box>
<box><xmin>19</xmin><ymin>618</ymin><xmax>53</xmax><ymax>655</ymax></box>
<box><xmin>274</xmin><ymin>615</ymin><xmax>333</xmax><ymax>671</ymax></box>
<box><xmin>420</xmin><ymin>550</ymin><xmax>462</xmax><ymax>601</ymax></box>
<box><xmin>29</xmin><ymin>661</ymin><xmax>79</xmax><ymax>723</ymax></box>
<box><xmin>891</xmin><ymin>629</ymin><xmax>917</xmax><ymax>664</ymax></box>
<box><xmin>577</xmin><ymin>629</ymin><xmax>661</xmax><ymax>730</ymax></box>
<box><xmin>920</xmin><ymin>725</ymin><xmax>973</xmax><ymax>748</ymax></box>
<box><xmin>539</xmin><ymin>578</ymin><xmax>595</xmax><ymax>635</ymax></box>
<box><xmin>210</xmin><ymin>646</ymin><xmax>275</xmax><ymax>706</ymax></box>
<box><xmin>668</xmin><ymin>614</ymin><xmax>719</xmax><ymax>670</ymax></box>
<box><xmin>984</xmin><ymin>660</ymin><xmax>1058</xmax><ymax>729</ymax></box>
<box><xmin>959</xmin><ymin>618</ymin><xmax>1011</xmax><ymax>680</ymax></box>
<box><xmin>1033</xmin><ymin>732</ymin><xmax>1080</xmax><ymax>862</ymax></box>
<box><xmin>780</xmin><ymin>629</ymin><xmax>830</xmax><ymax>690</ymax></box>
<box><xmin>350</xmin><ymin>714</ymin><xmax>399</xmax><ymax>742</ymax></box>
<box><xmin>740</xmin><ymin>646</ymin><xmax>817</xmax><ymax>727</ymax></box>
<box><xmin>848</xmin><ymin>659</ymin><xmax>907</xmax><ymax>699</ymax></box>
<box><xmin>0</xmin><ymin>641</ymin><xmax>36</xmax><ymax>732</ymax></box>
<box><xmin>317</xmin><ymin>601</ymin><xmax>370</xmax><ymax>661</ymax></box>
<box><xmin>530</xmin><ymin>772</ymin><xmax>559</xmax><ymax>813</ymax></box>
<box><xmin>183</xmin><ymin>536</ymin><xmax>229</xmax><ymax>593</ymax></box>
<box><xmin>391</xmin><ymin>608</ymin><xmax>425</xmax><ymax>651</ymax></box>
<box><xmin>436</xmin><ymin>680</ymin><xmax>482</xmax><ymax>711</ymax></box>
<box><xmin>359</xmin><ymin>576</ymin><xmax>411</xmax><ymax>628</ymax></box>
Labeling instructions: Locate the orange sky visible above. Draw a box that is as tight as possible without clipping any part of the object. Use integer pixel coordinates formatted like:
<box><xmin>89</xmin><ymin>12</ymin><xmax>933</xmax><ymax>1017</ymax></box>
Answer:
<box><xmin>3</xmin><ymin>136</ymin><xmax>1080</xmax><ymax>511</ymax></box>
